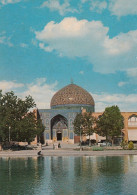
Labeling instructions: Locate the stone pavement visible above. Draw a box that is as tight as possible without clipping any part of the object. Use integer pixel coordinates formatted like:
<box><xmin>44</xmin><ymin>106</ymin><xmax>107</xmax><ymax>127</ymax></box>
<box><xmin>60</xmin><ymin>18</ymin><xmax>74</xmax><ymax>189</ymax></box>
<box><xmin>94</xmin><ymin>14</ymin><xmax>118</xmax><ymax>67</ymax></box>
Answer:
<box><xmin>0</xmin><ymin>147</ymin><xmax>137</xmax><ymax>157</ymax></box>
<box><xmin>42</xmin><ymin>142</ymin><xmax>79</xmax><ymax>150</ymax></box>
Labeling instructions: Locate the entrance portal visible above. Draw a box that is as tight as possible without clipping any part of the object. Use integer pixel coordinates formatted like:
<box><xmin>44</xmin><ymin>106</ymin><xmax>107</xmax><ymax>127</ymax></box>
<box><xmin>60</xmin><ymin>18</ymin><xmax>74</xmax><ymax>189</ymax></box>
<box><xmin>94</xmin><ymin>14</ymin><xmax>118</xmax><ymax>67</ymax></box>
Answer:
<box><xmin>51</xmin><ymin>114</ymin><xmax>68</xmax><ymax>140</ymax></box>
<box><xmin>57</xmin><ymin>132</ymin><xmax>62</xmax><ymax>141</ymax></box>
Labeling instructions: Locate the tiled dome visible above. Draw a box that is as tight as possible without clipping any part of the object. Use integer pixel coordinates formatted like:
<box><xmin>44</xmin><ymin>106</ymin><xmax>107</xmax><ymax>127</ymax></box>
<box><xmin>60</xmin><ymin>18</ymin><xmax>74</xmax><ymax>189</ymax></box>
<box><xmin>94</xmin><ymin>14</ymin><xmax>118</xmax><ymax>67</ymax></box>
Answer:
<box><xmin>50</xmin><ymin>84</ymin><xmax>95</xmax><ymax>108</ymax></box>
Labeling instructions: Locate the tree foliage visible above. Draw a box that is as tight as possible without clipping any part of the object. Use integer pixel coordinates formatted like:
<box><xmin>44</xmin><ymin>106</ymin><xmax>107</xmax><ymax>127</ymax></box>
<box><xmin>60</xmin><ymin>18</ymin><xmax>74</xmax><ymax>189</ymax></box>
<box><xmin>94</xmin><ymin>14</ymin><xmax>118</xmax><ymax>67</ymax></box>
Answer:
<box><xmin>96</xmin><ymin>105</ymin><xmax>124</xmax><ymax>144</ymax></box>
<box><xmin>73</xmin><ymin>113</ymin><xmax>85</xmax><ymax>136</ymax></box>
<box><xmin>73</xmin><ymin>112</ymin><xmax>95</xmax><ymax>140</ymax></box>
<box><xmin>128</xmin><ymin>141</ymin><xmax>134</xmax><ymax>150</ymax></box>
<box><xmin>0</xmin><ymin>90</ymin><xmax>44</xmax><ymax>143</ymax></box>
<box><xmin>120</xmin><ymin>140</ymin><xmax>128</xmax><ymax>149</ymax></box>
<box><xmin>82</xmin><ymin>112</ymin><xmax>96</xmax><ymax>142</ymax></box>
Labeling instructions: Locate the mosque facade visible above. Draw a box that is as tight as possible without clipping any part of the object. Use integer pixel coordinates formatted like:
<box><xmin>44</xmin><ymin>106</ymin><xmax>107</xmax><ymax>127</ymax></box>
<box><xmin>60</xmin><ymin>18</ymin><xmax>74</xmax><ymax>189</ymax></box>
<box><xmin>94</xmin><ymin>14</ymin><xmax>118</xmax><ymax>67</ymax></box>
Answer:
<box><xmin>37</xmin><ymin>83</ymin><xmax>137</xmax><ymax>144</ymax></box>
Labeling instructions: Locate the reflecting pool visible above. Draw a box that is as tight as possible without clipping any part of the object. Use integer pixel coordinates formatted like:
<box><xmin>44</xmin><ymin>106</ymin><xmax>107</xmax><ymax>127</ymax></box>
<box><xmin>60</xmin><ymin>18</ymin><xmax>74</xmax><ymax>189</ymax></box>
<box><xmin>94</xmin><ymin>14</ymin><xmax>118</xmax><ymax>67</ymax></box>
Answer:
<box><xmin>0</xmin><ymin>156</ymin><xmax>137</xmax><ymax>195</ymax></box>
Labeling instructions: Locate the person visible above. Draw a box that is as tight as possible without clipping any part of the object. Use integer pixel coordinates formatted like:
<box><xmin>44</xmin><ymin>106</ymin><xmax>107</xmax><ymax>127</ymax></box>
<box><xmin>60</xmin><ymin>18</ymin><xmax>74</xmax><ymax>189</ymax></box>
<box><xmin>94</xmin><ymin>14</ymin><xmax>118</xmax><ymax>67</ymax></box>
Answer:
<box><xmin>53</xmin><ymin>144</ymin><xmax>55</xmax><ymax>149</ymax></box>
<box><xmin>58</xmin><ymin>143</ymin><xmax>61</xmax><ymax>148</ymax></box>
<box><xmin>37</xmin><ymin>151</ymin><xmax>41</xmax><ymax>155</ymax></box>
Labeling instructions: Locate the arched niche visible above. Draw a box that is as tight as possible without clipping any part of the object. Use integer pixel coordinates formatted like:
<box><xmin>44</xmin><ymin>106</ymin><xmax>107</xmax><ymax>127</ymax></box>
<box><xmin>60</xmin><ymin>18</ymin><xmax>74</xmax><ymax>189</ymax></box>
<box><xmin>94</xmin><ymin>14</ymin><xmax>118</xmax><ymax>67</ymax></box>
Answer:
<box><xmin>51</xmin><ymin>114</ymin><xmax>68</xmax><ymax>141</ymax></box>
<box><xmin>128</xmin><ymin>115</ymin><xmax>137</xmax><ymax>127</ymax></box>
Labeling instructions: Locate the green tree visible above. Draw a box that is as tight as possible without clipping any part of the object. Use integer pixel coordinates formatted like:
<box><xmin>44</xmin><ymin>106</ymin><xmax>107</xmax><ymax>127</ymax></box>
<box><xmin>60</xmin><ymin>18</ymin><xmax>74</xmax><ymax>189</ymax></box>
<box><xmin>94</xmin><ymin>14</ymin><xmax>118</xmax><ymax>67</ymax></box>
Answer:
<box><xmin>36</xmin><ymin>118</ymin><xmax>45</xmax><ymax>143</ymax></box>
<box><xmin>73</xmin><ymin>113</ymin><xmax>85</xmax><ymax>150</ymax></box>
<box><xmin>96</xmin><ymin>105</ymin><xmax>124</xmax><ymax>145</ymax></box>
<box><xmin>73</xmin><ymin>112</ymin><xmax>95</xmax><ymax>147</ymax></box>
<box><xmin>73</xmin><ymin>113</ymin><xmax>85</xmax><ymax>136</ymax></box>
<box><xmin>82</xmin><ymin>112</ymin><xmax>95</xmax><ymax>146</ymax></box>
<box><xmin>120</xmin><ymin>140</ymin><xmax>128</xmax><ymax>150</ymax></box>
<box><xmin>0</xmin><ymin>90</ymin><xmax>44</xmax><ymax>144</ymax></box>
<box><xmin>14</xmin><ymin>112</ymin><xmax>37</xmax><ymax>144</ymax></box>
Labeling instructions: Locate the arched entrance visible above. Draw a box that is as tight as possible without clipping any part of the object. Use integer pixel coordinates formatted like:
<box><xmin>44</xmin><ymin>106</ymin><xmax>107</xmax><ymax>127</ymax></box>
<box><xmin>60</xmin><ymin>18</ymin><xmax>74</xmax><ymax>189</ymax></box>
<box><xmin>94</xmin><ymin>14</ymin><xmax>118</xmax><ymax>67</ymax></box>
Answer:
<box><xmin>51</xmin><ymin>115</ymin><xmax>68</xmax><ymax>141</ymax></box>
<box><xmin>57</xmin><ymin>132</ymin><xmax>62</xmax><ymax>141</ymax></box>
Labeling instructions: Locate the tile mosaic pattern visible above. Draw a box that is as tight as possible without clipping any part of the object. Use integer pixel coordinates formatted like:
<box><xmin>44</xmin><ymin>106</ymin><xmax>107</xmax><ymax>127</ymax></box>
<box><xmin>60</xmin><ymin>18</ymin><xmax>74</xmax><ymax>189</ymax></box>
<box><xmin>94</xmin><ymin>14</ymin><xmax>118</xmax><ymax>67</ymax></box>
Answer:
<box><xmin>51</xmin><ymin>84</ymin><xmax>95</xmax><ymax>107</ymax></box>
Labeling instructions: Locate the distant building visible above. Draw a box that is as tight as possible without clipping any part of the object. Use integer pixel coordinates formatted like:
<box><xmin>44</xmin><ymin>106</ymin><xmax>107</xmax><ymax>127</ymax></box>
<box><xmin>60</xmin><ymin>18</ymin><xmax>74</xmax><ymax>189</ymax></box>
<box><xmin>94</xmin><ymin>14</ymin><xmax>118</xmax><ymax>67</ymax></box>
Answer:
<box><xmin>92</xmin><ymin>112</ymin><xmax>137</xmax><ymax>144</ymax></box>
<box><xmin>36</xmin><ymin>83</ymin><xmax>137</xmax><ymax>144</ymax></box>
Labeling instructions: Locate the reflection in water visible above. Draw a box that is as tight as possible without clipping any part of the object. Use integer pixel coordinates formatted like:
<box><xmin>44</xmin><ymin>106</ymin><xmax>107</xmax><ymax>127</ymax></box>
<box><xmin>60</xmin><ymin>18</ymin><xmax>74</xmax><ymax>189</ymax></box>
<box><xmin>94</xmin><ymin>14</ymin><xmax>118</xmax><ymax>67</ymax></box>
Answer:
<box><xmin>0</xmin><ymin>156</ymin><xmax>137</xmax><ymax>195</ymax></box>
<box><xmin>0</xmin><ymin>157</ymin><xmax>45</xmax><ymax>195</ymax></box>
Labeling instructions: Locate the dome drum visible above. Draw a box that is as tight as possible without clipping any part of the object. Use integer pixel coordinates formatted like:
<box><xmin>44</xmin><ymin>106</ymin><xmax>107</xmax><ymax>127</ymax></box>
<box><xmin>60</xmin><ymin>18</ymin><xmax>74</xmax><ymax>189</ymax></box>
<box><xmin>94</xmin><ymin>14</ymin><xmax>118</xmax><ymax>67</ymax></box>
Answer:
<box><xmin>51</xmin><ymin>104</ymin><xmax>94</xmax><ymax>112</ymax></box>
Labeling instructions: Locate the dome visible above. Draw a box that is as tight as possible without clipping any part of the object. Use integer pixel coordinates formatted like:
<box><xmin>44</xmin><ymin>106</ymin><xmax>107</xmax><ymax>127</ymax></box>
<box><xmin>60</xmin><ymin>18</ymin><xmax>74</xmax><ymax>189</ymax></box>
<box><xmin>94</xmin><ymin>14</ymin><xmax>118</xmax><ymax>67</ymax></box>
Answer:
<box><xmin>50</xmin><ymin>84</ymin><xmax>95</xmax><ymax>108</ymax></box>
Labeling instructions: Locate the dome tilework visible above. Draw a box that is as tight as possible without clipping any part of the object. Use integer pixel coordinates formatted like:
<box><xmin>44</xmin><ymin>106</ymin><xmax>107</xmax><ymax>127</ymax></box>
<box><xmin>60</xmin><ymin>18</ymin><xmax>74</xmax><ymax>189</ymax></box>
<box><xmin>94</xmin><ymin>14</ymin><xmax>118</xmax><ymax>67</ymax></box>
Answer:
<box><xmin>50</xmin><ymin>84</ymin><xmax>95</xmax><ymax>107</ymax></box>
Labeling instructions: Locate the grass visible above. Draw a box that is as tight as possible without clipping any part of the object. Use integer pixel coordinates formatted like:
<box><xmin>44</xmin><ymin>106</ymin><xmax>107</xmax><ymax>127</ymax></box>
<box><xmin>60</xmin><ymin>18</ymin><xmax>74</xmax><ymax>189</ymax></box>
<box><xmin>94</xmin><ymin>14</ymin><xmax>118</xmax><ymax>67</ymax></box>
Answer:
<box><xmin>92</xmin><ymin>146</ymin><xmax>104</xmax><ymax>151</ymax></box>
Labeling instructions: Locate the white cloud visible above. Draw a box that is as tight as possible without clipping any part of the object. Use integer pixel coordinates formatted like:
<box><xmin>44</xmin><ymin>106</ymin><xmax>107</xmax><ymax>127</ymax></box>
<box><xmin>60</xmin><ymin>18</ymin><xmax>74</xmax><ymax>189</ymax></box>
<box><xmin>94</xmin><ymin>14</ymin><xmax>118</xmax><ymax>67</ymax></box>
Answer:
<box><xmin>0</xmin><ymin>35</ymin><xmax>13</xmax><ymax>47</ymax></box>
<box><xmin>126</xmin><ymin>68</ymin><xmax>137</xmax><ymax>78</ymax></box>
<box><xmin>0</xmin><ymin>78</ymin><xmax>57</xmax><ymax>109</ymax></box>
<box><xmin>1</xmin><ymin>79</ymin><xmax>137</xmax><ymax>112</ymax></box>
<box><xmin>118</xmin><ymin>82</ymin><xmax>127</xmax><ymax>87</ymax></box>
<box><xmin>0</xmin><ymin>80</ymin><xmax>24</xmax><ymax>92</ymax></box>
<box><xmin>90</xmin><ymin>0</ymin><xmax>107</xmax><ymax>13</ymax></box>
<box><xmin>81</xmin><ymin>0</ymin><xmax>89</xmax><ymax>3</ymax></box>
<box><xmin>109</xmin><ymin>0</ymin><xmax>137</xmax><ymax>17</ymax></box>
<box><xmin>18</xmin><ymin>78</ymin><xmax>57</xmax><ymax>109</ymax></box>
<box><xmin>81</xmin><ymin>0</ymin><xmax>137</xmax><ymax>17</ymax></box>
<box><xmin>35</xmin><ymin>17</ymin><xmax>137</xmax><ymax>74</ymax></box>
<box><xmin>31</xmin><ymin>39</ymin><xmax>37</xmax><ymax>47</ymax></box>
<box><xmin>39</xmin><ymin>42</ymin><xmax>53</xmax><ymax>52</ymax></box>
<box><xmin>40</xmin><ymin>0</ymin><xmax>77</xmax><ymax>16</ymax></box>
<box><xmin>92</xmin><ymin>92</ymin><xmax>137</xmax><ymax>112</ymax></box>
<box><xmin>79</xmin><ymin>71</ymin><xmax>84</xmax><ymax>75</ymax></box>
<box><xmin>80</xmin><ymin>0</ymin><xmax>107</xmax><ymax>14</ymax></box>
<box><xmin>0</xmin><ymin>36</ymin><xmax>5</xmax><ymax>43</ymax></box>
<box><xmin>20</xmin><ymin>43</ymin><xmax>28</xmax><ymax>48</ymax></box>
<box><xmin>0</xmin><ymin>0</ymin><xmax>20</xmax><ymax>5</ymax></box>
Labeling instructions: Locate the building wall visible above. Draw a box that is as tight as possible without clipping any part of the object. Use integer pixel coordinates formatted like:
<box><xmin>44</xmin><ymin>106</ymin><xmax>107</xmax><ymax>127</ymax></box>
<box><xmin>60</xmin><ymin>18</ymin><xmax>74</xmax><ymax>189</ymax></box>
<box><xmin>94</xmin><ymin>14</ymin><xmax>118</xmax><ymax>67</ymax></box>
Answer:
<box><xmin>37</xmin><ymin>107</ymin><xmax>137</xmax><ymax>143</ymax></box>
<box><xmin>121</xmin><ymin>112</ymin><xmax>137</xmax><ymax>141</ymax></box>
<box><xmin>38</xmin><ymin>104</ymin><xmax>94</xmax><ymax>143</ymax></box>
<box><xmin>93</xmin><ymin>112</ymin><xmax>137</xmax><ymax>142</ymax></box>
<box><xmin>38</xmin><ymin>108</ymin><xmax>80</xmax><ymax>143</ymax></box>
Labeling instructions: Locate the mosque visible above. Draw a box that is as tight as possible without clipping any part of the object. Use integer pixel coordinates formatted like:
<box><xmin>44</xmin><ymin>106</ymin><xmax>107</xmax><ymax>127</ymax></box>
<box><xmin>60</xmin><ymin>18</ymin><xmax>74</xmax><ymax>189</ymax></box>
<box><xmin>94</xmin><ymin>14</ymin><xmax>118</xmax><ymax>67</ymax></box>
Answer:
<box><xmin>36</xmin><ymin>83</ymin><xmax>137</xmax><ymax>144</ymax></box>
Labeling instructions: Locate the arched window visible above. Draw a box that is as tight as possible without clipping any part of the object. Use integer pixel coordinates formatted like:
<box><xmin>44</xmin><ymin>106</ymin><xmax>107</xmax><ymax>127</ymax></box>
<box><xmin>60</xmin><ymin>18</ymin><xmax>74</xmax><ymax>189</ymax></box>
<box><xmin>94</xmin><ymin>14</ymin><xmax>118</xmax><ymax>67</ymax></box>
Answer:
<box><xmin>69</xmin><ymin>132</ymin><xmax>73</xmax><ymax>139</ymax></box>
<box><xmin>128</xmin><ymin>115</ymin><xmax>137</xmax><ymax>127</ymax></box>
<box><xmin>46</xmin><ymin>133</ymin><xmax>49</xmax><ymax>140</ymax></box>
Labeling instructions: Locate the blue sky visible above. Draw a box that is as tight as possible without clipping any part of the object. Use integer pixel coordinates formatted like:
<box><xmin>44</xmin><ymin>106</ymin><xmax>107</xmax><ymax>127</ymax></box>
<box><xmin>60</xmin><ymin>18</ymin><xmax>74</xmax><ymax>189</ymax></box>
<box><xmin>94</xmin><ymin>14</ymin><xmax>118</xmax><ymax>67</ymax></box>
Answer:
<box><xmin>0</xmin><ymin>0</ymin><xmax>137</xmax><ymax>111</ymax></box>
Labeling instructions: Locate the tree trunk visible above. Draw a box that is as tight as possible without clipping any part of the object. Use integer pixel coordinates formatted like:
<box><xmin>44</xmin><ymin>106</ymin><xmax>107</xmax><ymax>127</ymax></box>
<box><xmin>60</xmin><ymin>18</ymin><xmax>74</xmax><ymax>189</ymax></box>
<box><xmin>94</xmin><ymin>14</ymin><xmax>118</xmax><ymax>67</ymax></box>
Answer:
<box><xmin>106</xmin><ymin>134</ymin><xmax>108</xmax><ymax>146</ymax></box>
<box><xmin>80</xmin><ymin>129</ymin><xmax>82</xmax><ymax>151</ymax></box>
<box><xmin>0</xmin><ymin>143</ymin><xmax>2</xmax><ymax>151</ymax></box>
<box><xmin>89</xmin><ymin>134</ymin><xmax>91</xmax><ymax>146</ymax></box>
<box><xmin>112</xmin><ymin>138</ymin><xmax>114</xmax><ymax>147</ymax></box>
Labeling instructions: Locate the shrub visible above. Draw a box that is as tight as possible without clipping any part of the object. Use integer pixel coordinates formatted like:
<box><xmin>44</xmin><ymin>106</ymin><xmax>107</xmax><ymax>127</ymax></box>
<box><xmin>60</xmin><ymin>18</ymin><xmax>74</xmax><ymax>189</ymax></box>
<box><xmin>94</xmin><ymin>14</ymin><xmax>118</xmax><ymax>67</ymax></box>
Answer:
<box><xmin>92</xmin><ymin>146</ymin><xmax>104</xmax><ymax>151</ymax></box>
<box><xmin>128</xmin><ymin>141</ymin><xmax>134</xmax><ymax>150</ymax></box>
<box><xmin>120</xmin><ymin>140</ymin><xmax>128</xmax><ymax>149</ymax></box>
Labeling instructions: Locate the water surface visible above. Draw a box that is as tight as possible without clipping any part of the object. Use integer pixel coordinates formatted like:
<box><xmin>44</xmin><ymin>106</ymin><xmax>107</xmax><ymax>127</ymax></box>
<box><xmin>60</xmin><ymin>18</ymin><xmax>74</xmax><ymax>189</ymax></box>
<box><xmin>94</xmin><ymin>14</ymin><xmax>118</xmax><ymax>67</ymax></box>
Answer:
<box><xmin>0</xmin><ymin>155</ymin><xmax>137</xmax><ymax>195</ymax></box>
